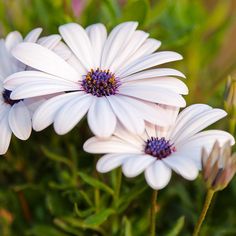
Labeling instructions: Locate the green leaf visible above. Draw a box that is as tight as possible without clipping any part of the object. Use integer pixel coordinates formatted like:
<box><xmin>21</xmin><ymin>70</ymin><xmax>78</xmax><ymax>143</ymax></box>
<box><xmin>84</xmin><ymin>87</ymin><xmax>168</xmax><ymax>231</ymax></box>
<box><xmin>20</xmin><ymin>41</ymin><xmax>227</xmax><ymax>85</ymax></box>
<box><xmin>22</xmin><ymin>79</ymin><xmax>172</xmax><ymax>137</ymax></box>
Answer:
<box><xmin>78</xmin><ymin>172</ymin><xmax>114</xmax><ymax>195</ymax></box>
<box><xmin>166</xmin><ymin>216</ymin><xmax>185</xmax><ymax>236</ymax></box>
<box><xmin>124</xmin><ymin>217</ymin><xmax>133</xmax><ymax>236</ymax></box>
<box><xmin>84</xmin><ymin>209</ymin><xmax>115</xmax><ymax>226</ymax></box>
<box><xmin>121</xmin><ymin>0</ymin><xmax>149</xmax><ymax>25</ymax></box>
<box><xmin>26</xmin><ymin>225</ymin><xmax>68</xmax><ymax>236</ymax></box>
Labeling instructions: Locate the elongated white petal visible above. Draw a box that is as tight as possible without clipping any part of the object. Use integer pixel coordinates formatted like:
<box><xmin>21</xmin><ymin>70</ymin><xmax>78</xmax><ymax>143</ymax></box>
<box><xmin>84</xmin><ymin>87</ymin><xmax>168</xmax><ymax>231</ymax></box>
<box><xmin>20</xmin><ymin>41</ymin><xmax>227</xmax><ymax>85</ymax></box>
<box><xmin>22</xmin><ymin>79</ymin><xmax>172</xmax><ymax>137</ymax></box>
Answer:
<box><xmin>54</xmin><ymin>94</ymin><xmax>93</xmax><ymax>135</ymax></box>
<box><xmin>83</xmin><ymin>137</ymin><xmax>142</xmax><ymax>154</ymax></box>
<box><xmin>0</xmin><ymin>111</ymin><xmax>12</xmax><ymax>155</ymax></box>
<box><xmin>111</xmin><ymin>30</ymin><xmax>149</xmax><ymax>72</ymax></box>
<box><xmin>117</xmin><ymin>51</ymin><xmax>183</xmax><ymax>77</ymax></box>
<box><xmin>10</xmin><ymin>81</ymin><xmax>79</xmax><ymax>99</ymax></box>
<box><xmin>12</xmin><ymin>42</ymin><xmax>79</xmax><ymax>81</ymax></box>
<box><xmin>5</xmin><ymin>31</ymin><xmax>23</xmax><ymax>51</ymax></box>
<box><xmin>37</xmin><ymin>35</ymin><xmax>61</xmax><ymax>49</ymax></box>
<box><xmin>125</xmin><ymin>77</ymin><xmax>188</xmax><ymax>95</ymax></box>
<box><xmin>86</xmin><ymin>23</ymin><xmax>107</xmax><ymax>68</ymax></box>
<box><xmin>88</xmin><ymin>97</ymin><xmax>116</xmax><ymax>137</ymax></box>
<box><xmin>172</xmin><ymin>108</ymin><xmax>227</xmax><ymax>144</ymax></box>
<box><xmin>122</xmin><ymin>68</ymin><xmax>186</xmax><ymax>82</ymax></box>
<box><xmin>101</xmin><ymin>22</ymin><xmax>138</xmax><ymax>69</ymax></box>
<box><xmin>8</xmin><ymin>101</ymin><xmax>31</xmax><ymax>140</ymax></box>
<box><xmin>144</xmin><ymin>161</ymin><xmax>172</xmax><ymax>190</ymax></box>
<box><xmin>107</xmin><ymin>95</ymin><xmax>145</xmax><ymax>134</ymax></box>
<box><xmin>163</xmin><ymin>154</ymin><xmax>199</xmax><ymax>180</ymax></box>
<box><xmin>59</xmin><ymin>23</ymin><xmax>94</xmax><ymax>70</ymax></box>
<box><xmin>33</xmin><ymin>92</ymin><xmax>81</xmax><ymax>131</ymax></box>
<box><xmin>122</xmin><ymin>155</ymin><xmax>156</xmax><ymax>177</ymax></box>
<box><xmin>119</xmin><ymin>85</ymin><xmax>186</xmax><ymax>107</ymax></box>
<box><xmin>4</xmin><ymin>70</ymin><xmax>78</xmax><ymax>91</ymax></box>
<box><xmin>96</xmin><ymin>154</ymin><xmax>131</xmax><ymax>173</ymax></box>
<box><xmin>24</xmin><ymin>28</ymin><xmax>42</xmax><ymax>43</ymax></box>
<box><xmin>123</xmin><ymin>38</ymin><xmax>161</xmax><ymax>67</ymax></box>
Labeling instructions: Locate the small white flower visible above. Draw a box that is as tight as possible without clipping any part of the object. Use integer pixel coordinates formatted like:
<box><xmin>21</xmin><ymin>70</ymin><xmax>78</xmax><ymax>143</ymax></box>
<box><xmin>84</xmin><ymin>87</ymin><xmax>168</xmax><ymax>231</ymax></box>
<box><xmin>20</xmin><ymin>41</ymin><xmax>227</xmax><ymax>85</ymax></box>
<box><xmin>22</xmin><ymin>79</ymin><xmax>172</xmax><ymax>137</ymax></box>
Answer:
<box><xmin>84</xmin><ymin>104</ymin><xmax>235</xmax><ymax>190</ymax></box>
<box><xmin>4</xmin><ymin>22</ymin><xmax>188</xmax><ymax>138</ymax></box>
<box><xmin>0</xmin><ymin>29</ymin><xmax>70</xmax><ymax>155</ymax></box>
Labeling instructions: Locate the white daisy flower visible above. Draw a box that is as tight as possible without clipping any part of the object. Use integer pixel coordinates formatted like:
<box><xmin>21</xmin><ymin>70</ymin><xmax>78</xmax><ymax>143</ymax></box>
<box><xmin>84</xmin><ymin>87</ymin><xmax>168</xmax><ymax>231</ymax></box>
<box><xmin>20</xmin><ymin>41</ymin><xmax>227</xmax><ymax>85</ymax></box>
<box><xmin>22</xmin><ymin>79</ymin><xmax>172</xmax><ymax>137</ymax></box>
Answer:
<box><xmin>83</xmin><ymin>104</ymin><xmax>235</xmax><ymax>190</ymax></box>
<box><xmin>4</xmin><ymin>22</ymin><xmax>188</xmax><ymax>138</ymax></box>
<box><xmin>0</xmin><ymin>29</ymin><xmax>70</xmax><ymax>155</ymax></box>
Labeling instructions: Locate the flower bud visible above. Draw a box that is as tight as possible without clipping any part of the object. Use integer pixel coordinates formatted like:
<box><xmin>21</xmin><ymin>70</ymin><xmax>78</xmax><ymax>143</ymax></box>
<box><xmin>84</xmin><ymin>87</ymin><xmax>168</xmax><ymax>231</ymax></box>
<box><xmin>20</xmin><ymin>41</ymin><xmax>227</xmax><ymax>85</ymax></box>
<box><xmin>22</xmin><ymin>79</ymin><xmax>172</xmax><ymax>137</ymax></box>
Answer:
<box><xmin>201</xmin><ymin>141</ymin><xmax>236</xmax><ymax>191</ymax></box>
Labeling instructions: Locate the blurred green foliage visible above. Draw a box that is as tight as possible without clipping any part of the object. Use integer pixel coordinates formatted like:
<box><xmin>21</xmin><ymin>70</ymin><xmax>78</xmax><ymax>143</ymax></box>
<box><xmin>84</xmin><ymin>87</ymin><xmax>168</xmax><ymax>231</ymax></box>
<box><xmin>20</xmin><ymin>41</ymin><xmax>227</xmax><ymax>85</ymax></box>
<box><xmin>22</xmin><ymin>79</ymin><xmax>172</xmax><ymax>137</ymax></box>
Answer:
<box><xmin>0</xmin><ymin>0</ymin><xmax>236</xmax><ymax>235</ymax></box>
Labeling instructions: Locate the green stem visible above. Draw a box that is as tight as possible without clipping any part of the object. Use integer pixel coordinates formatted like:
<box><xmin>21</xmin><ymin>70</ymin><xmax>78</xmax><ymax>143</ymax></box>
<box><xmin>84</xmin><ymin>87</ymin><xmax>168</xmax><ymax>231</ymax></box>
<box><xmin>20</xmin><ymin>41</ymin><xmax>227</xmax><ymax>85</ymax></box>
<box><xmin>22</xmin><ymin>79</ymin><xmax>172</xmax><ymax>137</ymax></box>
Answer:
<box><xmin>114</xmin><ymin>168</ymin><xmax>122</xmax><ymax>203</ymax></box>
<box><xmin>150</xmin><ymin>190</ymin><xmax>158</xmax><ymax>236</ymax></box>
<box><xmin>193</xmin><ymin>189</ymin><xmax>215</xmax><ymax>236</ymax></box>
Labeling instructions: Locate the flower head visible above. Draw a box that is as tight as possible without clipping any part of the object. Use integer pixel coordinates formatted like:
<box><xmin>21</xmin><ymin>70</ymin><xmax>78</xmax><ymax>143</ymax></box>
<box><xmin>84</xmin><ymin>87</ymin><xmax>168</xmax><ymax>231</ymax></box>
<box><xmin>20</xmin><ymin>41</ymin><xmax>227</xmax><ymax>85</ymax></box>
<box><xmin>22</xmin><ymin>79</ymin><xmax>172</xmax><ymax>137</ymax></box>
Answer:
<box><xmin>84</xmin><ymin>104</ymin><xmax>235</xmax><ymax>190</ymax></box>
<box><xmin>201</xmin><ymin>141</ymin><xmax>236</xmax><ymax>191</ymax></box>
<box><xmin>4</xmin><ymin>22</ymin><xmax>188</xmax><ymax>138</ymax></box>
<box><xmin>0</xmin><ymin>29</ymin><xmax>71</xmax><ymax>155</ymax></box>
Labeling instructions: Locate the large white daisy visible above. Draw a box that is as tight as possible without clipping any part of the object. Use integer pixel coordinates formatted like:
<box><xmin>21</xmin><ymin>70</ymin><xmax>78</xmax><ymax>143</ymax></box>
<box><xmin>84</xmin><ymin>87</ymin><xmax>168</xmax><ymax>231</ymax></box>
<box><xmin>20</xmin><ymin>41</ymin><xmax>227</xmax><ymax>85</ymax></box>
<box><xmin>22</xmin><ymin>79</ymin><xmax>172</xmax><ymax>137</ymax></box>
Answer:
<box><xmin>4</xmin><ymin>21</ymin><xmax>188</xmax><ymax>138</ymax></box>
<box><xmin>0</xmin><ymin>29</ymin><xmax>70</xmax><ymax>155</ymax></box>
<box><xmin>83</xmin><ymin>104</ymin><xmax>235</xmax><ymax>190</ymax></box>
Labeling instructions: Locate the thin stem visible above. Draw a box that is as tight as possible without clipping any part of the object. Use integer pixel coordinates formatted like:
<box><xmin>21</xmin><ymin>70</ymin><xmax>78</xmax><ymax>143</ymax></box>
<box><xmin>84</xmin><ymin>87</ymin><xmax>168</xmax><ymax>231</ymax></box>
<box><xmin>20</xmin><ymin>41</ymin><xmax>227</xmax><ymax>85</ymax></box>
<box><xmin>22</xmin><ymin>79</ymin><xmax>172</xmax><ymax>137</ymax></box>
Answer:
<box><xmin>150</xmin><ymin>190</ymin><xmax>158</xmax><ymax>236</ymax></box>
<box><xmin>193</xmin><ymin>189</ymin><xmax>215</xmax><ymax>236</ymax></box>
<box><xmin>114</xmin><ymin>168</ymin><xmax>122</xmax><ymax>203</ymax></box>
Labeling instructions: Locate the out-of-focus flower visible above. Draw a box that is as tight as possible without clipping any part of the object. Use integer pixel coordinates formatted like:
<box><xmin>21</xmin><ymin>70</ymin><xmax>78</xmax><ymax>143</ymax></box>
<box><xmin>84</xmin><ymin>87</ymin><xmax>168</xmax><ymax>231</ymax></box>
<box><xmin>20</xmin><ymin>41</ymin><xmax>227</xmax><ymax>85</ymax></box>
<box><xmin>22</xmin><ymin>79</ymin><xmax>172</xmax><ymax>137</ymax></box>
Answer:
<box><xmin>201</xmin><ymin>141</ymin><xmax>236</xmax><ymax>191</ymax></box>
<box><xmin>71</xmin><ymin>0</ymin><xmax>86</xmax><ymax>17</ymax></box>
<box><xmin>5</xmin><ymin>21</ymin><xmax>188</xmax><ymax>138</ymax></box>
<box><xmin>84</xmin><ymin>104</ymin><xmax>234</xmax><ymax>190</ymax></box>
<box><xmin>0</xmin><ymin>29</ymin><xmax>72</xmax><ymax>155</ymax></box>
<box><xmin>0</xmin><ymin>208</ymin><xmax>14</xmax><ymax>224</ymax></box>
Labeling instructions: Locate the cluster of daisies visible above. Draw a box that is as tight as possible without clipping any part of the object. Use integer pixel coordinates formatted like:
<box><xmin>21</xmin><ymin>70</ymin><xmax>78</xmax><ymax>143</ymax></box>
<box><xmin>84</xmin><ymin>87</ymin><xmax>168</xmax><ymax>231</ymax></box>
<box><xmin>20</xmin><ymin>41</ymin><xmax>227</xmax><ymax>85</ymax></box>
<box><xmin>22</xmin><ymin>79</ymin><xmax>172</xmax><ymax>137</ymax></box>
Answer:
<box><xmin>0</xmin><ymin>22</ymin><xmax>234</xmax><ymax>189</ymax></box>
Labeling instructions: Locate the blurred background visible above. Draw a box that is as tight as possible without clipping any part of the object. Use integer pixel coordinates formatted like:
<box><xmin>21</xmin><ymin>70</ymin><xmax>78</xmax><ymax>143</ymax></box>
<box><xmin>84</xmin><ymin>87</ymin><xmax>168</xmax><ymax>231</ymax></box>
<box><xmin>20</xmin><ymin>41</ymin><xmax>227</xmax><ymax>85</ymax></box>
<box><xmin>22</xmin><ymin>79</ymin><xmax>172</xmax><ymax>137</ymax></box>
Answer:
<box><xmin>0</xmin><ymin>0</ymin><xmax>236</xmax><ymax>235</ymax></box>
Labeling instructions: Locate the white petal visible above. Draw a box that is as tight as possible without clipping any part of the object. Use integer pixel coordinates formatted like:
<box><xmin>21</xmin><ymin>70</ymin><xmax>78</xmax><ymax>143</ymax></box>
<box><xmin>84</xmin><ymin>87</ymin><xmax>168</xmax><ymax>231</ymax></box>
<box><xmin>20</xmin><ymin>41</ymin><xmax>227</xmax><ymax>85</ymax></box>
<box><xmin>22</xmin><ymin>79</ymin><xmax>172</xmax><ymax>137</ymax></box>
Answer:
<box><xmin>125</xmin><ymin>77</ymin><xmax>188</xmax><ymax>95</ymax></box>
<box><xmin>119</xmin><ymin>84</ymin><xmax>186</xmax><ymax>107</ymax></box>
<box><xmin>59</xmin><ymin>23</ymin><xmax>94</xmax><ymax>70</ymax></box>
<box><xmin>122</xmin><ymin>68</ymin><xmax>186</xmax><ymax>82</ymax></box>
<box><xmin>0</xmin><ymin>111</ymin><xmax>12</xmax><ymax>155</ymax></box>
<box><xmin>8</xmin><ymin>101</ymin><xmax>31</xmax><ymax>140</ymax></box>
<box><xmin>5</xmin><ymin>31</ymin><xmax>23</xmax><ymax>51</ymax></box>
<box><xmin>96</xmin><ymin>154</ymin><xmax>131</xmax><ymax>173</ymax></box>
<box><xmin>111</xmin><ymin>30</ymin><xmax>149</xmax><ymax>72</ymax></box>
<box><xmin>172</xmin><ymin>108</ymin><xmax>227</xmax><ymax>144</ymax></box>
<box><xmin>107</xmin><ymin>95</ymin><xmax>145</xmax><ymax>134</ymax></box>
<box><xmin>117</xmin><ymin>51</ymin><xmax>183</xmax><ymax>78</ymax></box>
<box><xmin>86</xmin><ymin>23</ymin><xmax>107</xmax><ymax>68</ymax></box>
<box><xmin>24</xmin><ymin>28</ymin><xmax>42</xmax><ymax>42</ymax></box>
<box><xmin>101</xmin><ymin>22</ymin><xmax>138</xmax><ymax>69</ymax></box>
<box><xmin>163</xmin><ymin>154</ymin><xmax>199</xmax><ymax>180</ymax></box>
<box><xmin>10</xmin><ymin>80</ymin><xmax>79</xmax><ymax>100</ymax></box>
<box><xmin>54</xmin><ymin>94</ymin><xmax>93</xmax><ymax>135</ymax></box>
<box><xmin>87</xmin><ymin>97</ymin><xmax>116</xmax><ymax>137</ymax></box>
<box><xmin>33</xmin><ymin>92</ymin><xmax>81</xmax><ymax>131</ymax></box>
<box><xmin>37</xmin><ymin>34</ymin><xmax>61</xmax><ymax>49</ymax></box>
<box><xmin>123</xmin><ymin>38</ymin><xmax>161</xmax><ymax>67</ymax></box>
<box><xmin>83</xmin><ymin>136</ymin><xmax>142</xmax><ymax>154</ymax></box>
<box><xmin>12</xmin><ymin>42</ymin><xmax>79</xmax><ymax>81</ymax></box>
<box><xmin>122</xmin><ymin>155</ymin><xmax>156</xmax><ymax>178</ymax></box>
<box><xmin>52</xmin><ymin>42</ymin><xmax>72</xmax><ymax>61</ymax></box>
<box><xmin>4</xmin><ymin>70</ymin><xmax>78</xmax><ymax>91</ymax></box>
<box><xmin>144</xmin><ymin>160</ymin><xmax>172</xmax><ymax>190</ymax></box>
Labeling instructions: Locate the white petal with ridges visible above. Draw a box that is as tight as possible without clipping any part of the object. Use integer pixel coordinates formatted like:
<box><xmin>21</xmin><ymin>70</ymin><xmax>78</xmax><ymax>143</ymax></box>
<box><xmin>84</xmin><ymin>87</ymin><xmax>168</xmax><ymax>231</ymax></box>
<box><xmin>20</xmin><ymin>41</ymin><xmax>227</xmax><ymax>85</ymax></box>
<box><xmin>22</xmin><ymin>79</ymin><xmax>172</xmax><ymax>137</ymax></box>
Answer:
<box><xmin>8</xmin><ymin>101</ymin><xmax>31</xmax><ymax>140</ymax></box>
<box><xmin>54</xmin><ymin>94</ymin><xmax>93</xmax><ymax>135</ymax></box>
<box><xmin>122</xmin><ymin>155</ymin><xmax>156</xmax><ymax>178</ymax></box>
<box><xmin>33</xmin><ymin>92</ymin><xmax>82</xmax><ymax>131</ymax></box>
<box><xmin>5</xmin><ymin>31</ymin><xmax>23</xmax><ymax>51</ymax></box>
<box><xmin>37</xmin><ymin>35</ymin><xmax>61</xmax><ymax>49</ymax></box>
<box><xmin>12</xmin><ymin>42</ymin><xmax>79</xmax><ymax>81</ymax></box>
<box><xmin>83</xmin><ymin>137</ymin><xmax>142</xmax><ymax>154</ymax></box>
<box><xmin>144</xmin><ymin>161</ymin><xmax>172</xmax><ymax>190</ymax></box>
<box><xmin>88</xmin><ymin>97</ymin><xmax>116</xmax><ymax>137</ymax></box>
<box><xmin>59</xmin><ymin>23</ymin><xmax>94</xmax><ymax>70</ymax></box>
<box><xmin>24</xmin><ymin>28</ymin><xmax>42</xmax><ymax>42</ymax></box>
<box><xmin>96</xmin><ymin>154</ymin><xmax>131</xmax><ymax>173</ymax></box>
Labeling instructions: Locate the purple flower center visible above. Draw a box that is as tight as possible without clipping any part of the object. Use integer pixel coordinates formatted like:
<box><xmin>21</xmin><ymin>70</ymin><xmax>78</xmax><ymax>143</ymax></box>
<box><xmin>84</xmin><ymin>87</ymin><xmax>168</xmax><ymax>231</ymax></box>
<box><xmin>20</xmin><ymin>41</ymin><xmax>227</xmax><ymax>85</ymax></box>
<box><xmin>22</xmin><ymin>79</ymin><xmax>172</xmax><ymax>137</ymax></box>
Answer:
<box><xmin>145</xmin><ymin>137</ymin><xmax>175</xmax><ymax>160</ymax></box>
<box><xmin>2</xmin><ymin>89</ymin><xmax>22</xmax><ymax>106</ymax></box>
<box><xmin>81</xmin><ymin>68</ymin><xmax>120</xmax><ymax>97</ymax></box>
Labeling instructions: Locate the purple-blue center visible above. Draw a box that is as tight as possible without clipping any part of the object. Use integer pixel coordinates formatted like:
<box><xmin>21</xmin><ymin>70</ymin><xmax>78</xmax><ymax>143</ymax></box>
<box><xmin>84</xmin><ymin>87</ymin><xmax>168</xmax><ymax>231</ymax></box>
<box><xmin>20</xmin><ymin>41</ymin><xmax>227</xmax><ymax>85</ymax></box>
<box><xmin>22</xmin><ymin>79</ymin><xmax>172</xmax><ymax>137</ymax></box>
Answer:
<box><xmin>2</xmin><ymin>89</ymin><xmax>22</xmax><ymax>106</ymax></box>
<box><xmin>145</xmin><ymin>137</ymin><xmax>175</xmax><ymax>159</ymax></box>
<box><xmin>81</xmin><ymin>68</ymin><xmax>120</xmax><ymax>97</ymax></box>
